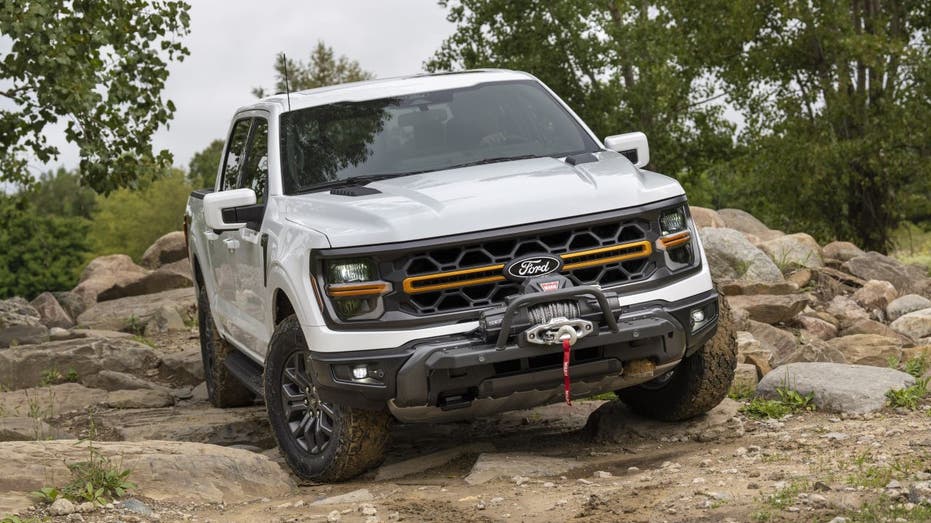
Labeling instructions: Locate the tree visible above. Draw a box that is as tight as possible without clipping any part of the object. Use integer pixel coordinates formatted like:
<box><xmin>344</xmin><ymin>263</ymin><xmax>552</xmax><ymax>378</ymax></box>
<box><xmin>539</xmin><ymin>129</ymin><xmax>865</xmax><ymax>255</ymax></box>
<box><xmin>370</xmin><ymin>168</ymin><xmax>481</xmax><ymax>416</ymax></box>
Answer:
<box><xmin>252</xmin><ymin>41</ymin><xmax>374</xmax><ymax>98</ymax></box>
<box><xmin>426</xmin><ymin>0</ymin><xmax>736</xmax><ymax>195</ymax></box>
<box><xmin>188</xmin><ymin>139</ymin><xmax>225</xmax><ymax>189</ymax></box>
<box><xmin>0</xmin><ymin>1</ymin><xmax>190</xmax><ymax>193</ymax></box>
<box><xmin>30</xmin><ymin>168</ymin><xmax>98</xmax><ymax>220</ymax></box>
<box><xmin>674</xmin><ymin>0</ymin><xmax>931</xmax><ymax>251</ymax></box>
<box><xmin>0</xmin><ymin>194</ymin><xmax>91</xmax><ymax>299</ymax></box>
<box><xmin>89</xmin><ymin>169</ymin><xmax>191</xmax><ymax>261</ymax></box>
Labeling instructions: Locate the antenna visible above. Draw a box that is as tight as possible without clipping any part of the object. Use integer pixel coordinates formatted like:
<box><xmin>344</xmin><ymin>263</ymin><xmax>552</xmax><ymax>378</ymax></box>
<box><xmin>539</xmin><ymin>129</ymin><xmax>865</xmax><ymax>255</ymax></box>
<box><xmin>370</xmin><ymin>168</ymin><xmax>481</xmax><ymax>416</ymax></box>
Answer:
<box><xmin>282</xmin><ymin>52</ymin><xmax>292</xmax><ymax>111</ymax></box>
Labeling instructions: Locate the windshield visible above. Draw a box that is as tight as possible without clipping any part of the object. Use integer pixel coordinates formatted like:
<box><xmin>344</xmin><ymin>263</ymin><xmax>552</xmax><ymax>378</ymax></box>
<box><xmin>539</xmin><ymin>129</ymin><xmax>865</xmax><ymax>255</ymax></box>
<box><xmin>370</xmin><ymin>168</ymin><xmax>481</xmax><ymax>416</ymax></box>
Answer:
<box><xmin>279</xmin><ymin>80</ymin><xmax>599</xmax><ymax>194</ymax></box>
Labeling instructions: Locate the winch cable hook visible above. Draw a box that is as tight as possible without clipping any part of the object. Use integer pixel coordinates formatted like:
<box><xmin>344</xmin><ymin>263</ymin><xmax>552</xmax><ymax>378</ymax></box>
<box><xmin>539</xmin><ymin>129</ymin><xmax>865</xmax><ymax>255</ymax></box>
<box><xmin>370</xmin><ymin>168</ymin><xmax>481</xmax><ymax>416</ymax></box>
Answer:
<box><xmin>556</xmin><ymin>325</ymin><xmax>580</xmax><ymax>406</ymax></box>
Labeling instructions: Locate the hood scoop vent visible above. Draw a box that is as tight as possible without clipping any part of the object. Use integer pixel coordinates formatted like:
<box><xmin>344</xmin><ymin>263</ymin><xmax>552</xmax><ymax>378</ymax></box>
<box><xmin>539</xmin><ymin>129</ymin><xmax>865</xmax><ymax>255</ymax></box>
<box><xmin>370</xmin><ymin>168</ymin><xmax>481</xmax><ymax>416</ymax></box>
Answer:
<box><xmin>330</xmin><ymin>186</ymin><xmax>382</xmax><ymax>197</ymax></box>
<box><xmin>564</xmin><ymin>152</ymin><xmax>598</xmax><ymax>166</ymax></box>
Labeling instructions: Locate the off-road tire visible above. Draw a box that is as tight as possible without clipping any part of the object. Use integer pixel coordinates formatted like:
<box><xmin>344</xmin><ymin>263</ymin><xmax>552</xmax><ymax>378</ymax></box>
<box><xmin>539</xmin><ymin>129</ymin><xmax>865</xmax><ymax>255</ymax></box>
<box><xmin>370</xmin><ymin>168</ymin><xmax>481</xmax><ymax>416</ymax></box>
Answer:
<box><xmin>196</xmin><ymin>283</ymin><xmax>254</xmax><ymax>408</ymax></box>
<box><xmin>616</xmin><ymin>292</ymin><xmax>737</xmax><ymax>421</ymax></box>
<box><xmin>265</xmin><ymin>315</ymin><xmax>391</xmax><ymax>482</ymax></box>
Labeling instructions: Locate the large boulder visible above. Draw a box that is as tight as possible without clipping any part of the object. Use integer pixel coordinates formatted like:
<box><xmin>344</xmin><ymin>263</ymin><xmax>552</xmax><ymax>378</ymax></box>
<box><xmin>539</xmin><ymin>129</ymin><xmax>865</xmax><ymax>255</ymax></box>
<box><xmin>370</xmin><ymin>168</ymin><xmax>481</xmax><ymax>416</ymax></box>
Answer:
<box><xmin>726</xmin><ymin>293</ymin><xmax>810</xmax><ymax>325</ymax></box>
<box><xmin>826</xmin><ymin>334</ymin><xmax>903</xmax><ymax>367</ymax></box>
<box><xmin>76</xmin><ymin>287</ymin><xmax>195</xmax><ymax>332</ymax></box>
<box><xmin>822</xmin><ymin>241</ymin><xmax>866</xmax><ymax>262</ymax></box>
<box><xmin>0</xmin><ymin>440</ymin><xmax>295</xmax><ymax>513</ymax></box>
<box><xmin>747</xmin><ymin>320</ymin><xmax>798</xmax><ymax>365</ymax></box>
<box><xmin>890</xmin><ymin>308</ymin><xmax>931</xmax><ymax>341</ymax></box>
<box><xmin>0</xmin><ymin>383</ymin><xmax>171</xmax><ymax>415</ymax></box>
<box><xmin>0</xmin><ymin>336</ymin><xmax>160</xmax><ymax>390</ymax></box>
<box><xmin>759</xmin><ymin>233</ymin><xmax>824</xmax><ymax>271</ymax></box>
<box><xmin>852</xmin><ymin>280</ymin><xmax>898</xmax><ymax>313</ymax></box>
<box><xmin>159</xmin><ymin>347</ymin><xmax>205</xmax><ymax>386</ymax></box>
<box><xmin>700</xmin><ymin>228</ymin><xmax>784</xmax><ymax>283</ymax></box>
<box><xmin>72</xmin><ymin>254</ymin><xmax>150</xmax><ymax>308</ymax></box>
<box><xmin>841</xmin><ymin>318</ymin><xmax>909</xmax><ymax>341</ymax></box>
<box><xmin>716</xmin><ymin>208</ymin><xmax>784</xmax><ymax>242</ymax></box>
<box><xmin>825</xmin><ymin>295</ymin><xmax>871</xmax><ymax>327</ymax></box>
<box><xmin>52</xmin><ymin>291</ymin><xmax>88</xmax><ymax>322</ymax></box>
<box><xmin>720</xmin><ymin>281</ymin><xmax>800</xmax><ymax>296</ymax></box>
<box><xmin>141</xmin><ymin>231</ymin><xmax>187</xmax><ymax>269</ymax></box>
<box><xmin>0</xmin><ymin>298</ymin><xmax>48</xmax><ymax>348</ymax></box>
<box><xmin>842</xmin><ymin>252</ymin><xmax>931</xmax><ymax>298</ymax></box>
<box><xmin>93</xmin><ymin>406</ymin><xmax>274</xmax><ymax>448</ymax></box>
<box><xmin>29</xmin><ymin>292</ymin><xmax>74</xmax><ymax>329</ymax></box>
<box><xmin>736</xmin><ymin>331</ymin><xmax>774</xmax><ymax>376</ymax></box>
<box><xmin>689</xmin><ymin>206</ymin><xmax>726</xmax><ymax>229</ymax></box>
<box><xmin>780</xmin><ymin>339</ymin><xmax>847</xmax><ymax>365</ymax></box>
<box><xmin>796</xmin><ymin>314</ymin><xmax>838</xmax><ymax>341</ymax></box>
<box><xmin>757</xmin><ymin>362</ymin><xmax>914</xmax><ymax>414</ymax></box>
<box><xmin>888</xmin><ymin>295</ymin><xmax>931</xmax><ymax>322</ymax></box>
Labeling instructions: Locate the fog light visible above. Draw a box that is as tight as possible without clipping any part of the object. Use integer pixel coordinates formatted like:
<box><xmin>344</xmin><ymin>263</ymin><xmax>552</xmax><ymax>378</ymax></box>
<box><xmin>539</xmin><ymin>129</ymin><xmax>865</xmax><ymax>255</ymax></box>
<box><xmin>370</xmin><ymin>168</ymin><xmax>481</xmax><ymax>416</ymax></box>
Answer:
<box><xmin>352</xmin><ymin>365</ymin><xmax>368</xmax><ymax>380</ymax></box>
<box><xmin>691</xmin><ymin>309</ymin><xmax>705</xmax><ymax>323</ymax></box>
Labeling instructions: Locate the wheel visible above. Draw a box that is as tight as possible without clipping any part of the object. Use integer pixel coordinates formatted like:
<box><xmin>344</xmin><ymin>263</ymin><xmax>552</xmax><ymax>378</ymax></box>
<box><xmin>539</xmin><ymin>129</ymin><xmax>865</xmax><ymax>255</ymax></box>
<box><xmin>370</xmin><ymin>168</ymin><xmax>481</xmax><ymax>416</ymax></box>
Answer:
<box><xmin>264</xmin><ymin>315</ymin><xmax>391</xmax><ymax>482</ymax></box>
<box><xmin>196</xmin><ymin>283</ymin><xmax>254</xmax><ymax>407</ymax></box>
<box><xmin>616</xmin><ymin>293</ymin><xmax>737</xmax><ymax>421</ymax></box>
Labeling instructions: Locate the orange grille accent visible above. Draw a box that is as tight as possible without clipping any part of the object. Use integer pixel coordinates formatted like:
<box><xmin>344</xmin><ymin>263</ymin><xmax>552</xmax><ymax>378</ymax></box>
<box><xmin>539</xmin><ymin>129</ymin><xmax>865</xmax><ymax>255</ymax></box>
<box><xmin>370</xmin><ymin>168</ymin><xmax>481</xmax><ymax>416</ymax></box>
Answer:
<box><xmin>660</xmin><ymin>232</ymin><xmax>691</xmax><ymax>249</ymax></box>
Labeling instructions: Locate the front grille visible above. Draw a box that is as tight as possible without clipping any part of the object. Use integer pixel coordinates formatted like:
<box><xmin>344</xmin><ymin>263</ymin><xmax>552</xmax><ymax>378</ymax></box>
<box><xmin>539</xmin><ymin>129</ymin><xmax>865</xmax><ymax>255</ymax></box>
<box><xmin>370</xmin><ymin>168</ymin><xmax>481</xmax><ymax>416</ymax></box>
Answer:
<box><xmin>391</xmin><ymin>218</ymin><xmax>657</xmax><ymax>315</ymax></box>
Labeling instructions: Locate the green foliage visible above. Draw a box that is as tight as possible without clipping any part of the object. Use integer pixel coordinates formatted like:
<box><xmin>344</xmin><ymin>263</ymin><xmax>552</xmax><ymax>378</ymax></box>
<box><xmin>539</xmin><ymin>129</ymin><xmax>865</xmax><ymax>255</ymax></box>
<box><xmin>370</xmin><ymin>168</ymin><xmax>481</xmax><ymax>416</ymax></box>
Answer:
<box><xmin>740</xmin><ymin>387</ymin><xmax>815</xmax><ymax>419</ymax></box>
<box><xmin>253</xmin><ymin>41</ymin><xmax>374</xmax><ymax>98</ymax></box>
<box><xmin>61</xmin><ymin>453</ymin><xmax>135</xmax><ymax>504</ymax></box>
<box><xmin>187</xmin><ymin>139</ymin><xmax>225</xmax><ymax>189</ymax></box>
<box><xmin>30</xmin><ymin>169</ymin><xmax>98</xmax><ymax>220</ymax></box>
<box><xmin>889</xmin><ymin>354</ymin><xmax>928</xmax><ymax>379</ymax></box>
<box><xmin>38</xmin><ymin>368</ymin><xmax>78</xmax><ymax>387</ymax></box>
<box><xmin>30</xmin><ymin>487</ymin><xmax>60</xmax><ymax>504</ymax></box>
<box><xmin>88</xmin><ymin>169</ymin><xmax>191</xmax><ymax>261</ymax></box>
<box><xmin>0</xmin><ymin>194</ymin><xmax>92</xmax><ymax>299</ymax></box>
<box><xmin>886</xmin><ymin>378</ymin><xmax>929</xmax><ymax>410</ymax></box>
<box><xmin>0</xmin><ymin>1</ymin><xmax>190</xmax><ymax>193</ymax></box>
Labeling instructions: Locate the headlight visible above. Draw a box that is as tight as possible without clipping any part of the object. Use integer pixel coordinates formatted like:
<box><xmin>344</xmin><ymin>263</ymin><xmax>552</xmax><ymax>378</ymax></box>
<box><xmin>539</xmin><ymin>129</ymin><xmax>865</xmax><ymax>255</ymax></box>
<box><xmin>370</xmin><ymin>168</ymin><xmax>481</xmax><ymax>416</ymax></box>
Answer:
<box><xmin>322</xmin><ymin>258</ymin><xmax>390</xmax><ymax>320</ymax></box>
<box><xmin>659</xmin><ymin>207</ymin><xmax>687</xmax><ymax>236</ymax></box>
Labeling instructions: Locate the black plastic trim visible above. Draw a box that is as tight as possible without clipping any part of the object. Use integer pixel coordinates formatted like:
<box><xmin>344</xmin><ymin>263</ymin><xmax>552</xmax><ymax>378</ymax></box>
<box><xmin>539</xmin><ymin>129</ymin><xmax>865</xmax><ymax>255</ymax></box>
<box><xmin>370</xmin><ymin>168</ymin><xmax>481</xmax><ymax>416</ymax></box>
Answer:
<box><xmin>224</xmin><ymin>349</ymin><xmax>265</xmax><ymax>398</ymax></box>
<box><xmin>190</xmin><ymin>188</ymin><xmax>214</xmax><ymax>200</ymax></box>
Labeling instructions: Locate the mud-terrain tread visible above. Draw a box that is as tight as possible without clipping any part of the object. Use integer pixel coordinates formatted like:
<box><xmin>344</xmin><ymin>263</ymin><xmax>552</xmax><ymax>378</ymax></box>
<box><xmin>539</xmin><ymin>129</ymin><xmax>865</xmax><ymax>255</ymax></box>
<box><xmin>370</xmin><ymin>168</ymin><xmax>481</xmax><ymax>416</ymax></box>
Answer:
<box><xmin>197</xmin><ymin>284</ymin><xmax>254</xmax><ymax>408</ymax></box>
<box><xmin>265</xmin><ymin>315</ymin><xmax>390</xmax><ymax>482</ymax></box>
<box><xmin>616</xmin><ymin>291</ymin><xmax>737</xmax><ymax>421</ymax></box>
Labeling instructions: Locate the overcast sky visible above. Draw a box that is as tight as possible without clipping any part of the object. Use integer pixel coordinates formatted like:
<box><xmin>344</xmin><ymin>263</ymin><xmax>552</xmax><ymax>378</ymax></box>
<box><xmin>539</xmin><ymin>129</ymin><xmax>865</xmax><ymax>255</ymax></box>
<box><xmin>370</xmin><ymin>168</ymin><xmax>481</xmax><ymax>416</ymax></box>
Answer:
<box><xmin>38</xmin><ymin>0</ymin><xmax>455</xmax><ymax>174</ymax></box>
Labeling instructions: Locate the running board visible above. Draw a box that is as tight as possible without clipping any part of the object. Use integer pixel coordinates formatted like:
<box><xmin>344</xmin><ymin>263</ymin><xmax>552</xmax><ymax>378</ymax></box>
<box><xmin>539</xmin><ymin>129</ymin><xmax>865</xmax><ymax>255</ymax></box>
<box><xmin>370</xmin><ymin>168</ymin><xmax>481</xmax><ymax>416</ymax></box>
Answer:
<box><xmin>224</xmin><ymin>350</ymin><xmax>265</xmax><ymax>398</ymax></box>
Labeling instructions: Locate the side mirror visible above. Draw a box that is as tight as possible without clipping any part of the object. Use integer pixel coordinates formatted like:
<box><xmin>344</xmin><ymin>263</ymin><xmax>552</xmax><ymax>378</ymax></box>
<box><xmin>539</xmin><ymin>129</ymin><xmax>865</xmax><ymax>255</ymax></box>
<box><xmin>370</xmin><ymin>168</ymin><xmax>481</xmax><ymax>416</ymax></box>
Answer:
<box><xmin>604</xmin><ymin>132</ymin><xmax>650</xmax><ymax>168</ymax></box>
<box><xmin>203</xmin><ymin>188</ymin><xmax>256</xmax><ymax>231</ymax></box>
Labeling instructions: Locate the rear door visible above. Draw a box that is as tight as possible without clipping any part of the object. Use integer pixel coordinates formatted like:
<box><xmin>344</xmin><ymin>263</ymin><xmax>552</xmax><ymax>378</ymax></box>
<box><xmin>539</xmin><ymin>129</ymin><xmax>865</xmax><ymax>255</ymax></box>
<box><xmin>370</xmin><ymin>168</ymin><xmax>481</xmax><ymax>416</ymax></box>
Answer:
<box><xmin>229</xmin><ymin>116</ymin><xmax>271</xmax><ymax>352</ymax></box>
<box><xmin>205</xmin><ymin>117</ymin><xmax>252</xmax><ymax>334</ymax></box>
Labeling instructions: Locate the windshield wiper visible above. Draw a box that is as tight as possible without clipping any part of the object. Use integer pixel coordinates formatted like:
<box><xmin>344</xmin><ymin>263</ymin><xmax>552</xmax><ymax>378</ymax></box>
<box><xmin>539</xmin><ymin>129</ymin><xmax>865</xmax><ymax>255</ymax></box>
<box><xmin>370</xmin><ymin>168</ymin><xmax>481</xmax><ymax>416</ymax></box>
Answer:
<box><xmin>296</xmin><ymin>173</ymin><xmax>414</xmax><ymax>194</ymax></box>
<box><xmin>445</xmin><ymin>154</ymin><xmax>541</xmax><ymax>171</ymax></box>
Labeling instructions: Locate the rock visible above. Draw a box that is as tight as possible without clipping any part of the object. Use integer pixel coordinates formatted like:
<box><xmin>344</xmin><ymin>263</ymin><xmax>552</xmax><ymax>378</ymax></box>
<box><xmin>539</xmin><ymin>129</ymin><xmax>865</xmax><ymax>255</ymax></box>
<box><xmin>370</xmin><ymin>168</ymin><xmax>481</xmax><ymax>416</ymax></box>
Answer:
<box><xmin>312</xmin><ymin>489</ymin><xmax>376</xmax><ymax>505</ymax></box>
<box><xmin>0</xmin><ymin>383</ymin><xmax>173</xmax><ymax>414</ymax></box>
<box><xmin>0</xmin><ymin>440</ymin><xmax>295</xmax><ymax>512</ymax></box>
<box><xmin>840</xmin><ymin>318</ymin><xmax>907</xmax><ymax>341</ymax></box>
<box><xmin>826</xmin><ymin>334</ymin><xmax>903</xmax><ymax>367</ymax></box>
<box><xmin>731</xmin><ymin>363</ymin><xmax>759</xmax><ymax>393</ymax></box>
<box><xmin>465</xmin><ymin>453</ymin><xmax>583</xmax><ymax>485</ymax></box>
<box><xmin>796</xmin><ymin>315</ymin><xmax>838</xmax><ymax>341</ymax></box>
<box><xmin>720</xmin><ymin>281</ymin><xmax>799</xmax><ymax>296</ymax></box>
<box><xmin>159</xmin><ymin>259</ymin><xmax>194</xmax><ymax>281</ymax></box>
<box><xmin>843</xmin><ymin>252</ymin><xmax>931</xmax><ymax>298</ymax></box>
<box><xmin>141</xmin><ymin>231</ymin><xmax>187</xmax><ymax>269</ymax></box>
<box><xmin>103</xmin><ymin>388</ymin><xmax>175</xmax><ymax>409</ymax></box>
<box><xmin>50</xmin><ymin>497</ymin><xmax>76</xmax><ymax>516</ymax></box>
<box><xmin>759</xmin><ymin>233</ymin><xmax>824</xmax><ymax>270</ymax></box>
<box><xmin>785</xmin><ymin>269</ymin><xmax>813</xmax><ymax>288</ymax></box>
<box><xmin>584</xmin><ymin>398</ymin><xmax>741</xmax><ymax>444</ymax></box>
<box><xmin>748</xmin><ymin>321</ymin><xmax>798</xmax><ymax>365</ymax></box>
<box><xmin>853</xmin><ymin>280</ymin><xmax>898</xmax><ymax>313</ymax></box>
<box><xmin>727</xmin><ymin>294</ymin><xmax>809</xmax><ymax>325</ymax></box>
<box><xmin>888</xmin><ymin>295</ymin><xmax>931</xmax><ymax>322</ymax></box>
<box><xmin>822</xmin><ymin>241</ymin><xmax>866</xmax><ymax>262</ymax></box>
<box><xmin>0</xmin><ymin>417</ymin><xmax>72</xmax><ymax>441</ymax></box>
<box><xmin>191</xmin><ymin>381</ymin><xmax>209</xmax><ymax>402</ymax></box>
<box><xmin>72</xmin><ymin>254</ymin><xmax>151</xmax><ymax>308</ymax></box>
<box><xmin>121</xmin><ymin>498</ymin><xmax>153</xmax><ymax>516</ymax></box>
<box><xmin>30</xmin><ymin>292</ymin><xmax>74</xmax><ymax>329</ymax></box>
<box><xmin>736</xmin><ymin>331</ymin><xmax>774</xmax><ymax>376</ymax></box>
<box><xmin>93</xmin><ymin>406</ymin><xmax>273</xmax><ymax>448</ymax></box>
<box><xmin>689</xmin><ymin>206</ymin><xmax>726</xmax><ymax>229</ymax></box>
<box><xmin>375</xmin><ymin>442</ymin><xmax>496</xmax><ymax>481</ymax></box>
<box><xmin>52</xmin><ymin>291</ymin><xmax>87</xmax><ymax>322</ymax></box>
<box><xmin>891</xmin><ymin>308</ymin><xmax>931</xmax><ymax>340</ymax></box>
<box><xmin>909</xmin><ymin>481</ymin><xmax>931</xmax><ymax>505</ymax></box>
<box><xmin>0</xmin><ymin>336</ymin><xmax>160</xmax><ymax>390</ymax></box>
<box><xmin>826</xmin><ymin>295</ymin><xmax>871</xmax><ymax>327</ymax></box>
<box><xmin>96</xmin><ymin>268</ymin><xmax>193</xmax><ymax>302</ymax></box>
<box><xmin>699</xmin><ymin>228</ymin><xmax>785</xmax><ymax>283</ymax></box>
<box><xmin>757</xmin><ymin>362</ymin><xmax>914</xmax><ymax>414</ymax></box>
<box><xmin>143</xmin><ymin>305</ymin><xmax>186</xmax><ymax>336</ymax></box>
<box><xmin>82</xmin><ymin>370</ymin><xmax>168</xmax><ymax>392</ymax></box>
<box><xmin>159</xmin><ymin>348</ymin><xmax>205</xmax><ymax>386</ymax></box>
<box><xmin>76</xmin><ymin>288</ymin><xmax>195</xmax><ymax>332</ymax></box>
<box><xmin>780</xmin><ymin>339</ymin><xmax>847</xmax><ymax>365</ymax></box>
<box><xmin>717</xmin><ymin>209</ymin><xmax>784</xmax><ymax>241</ymax></box>
<box><xmin>48</xmin><ymin>327</ymin><xmax>73</xmax><ymax>340</ymax></box>
<box><xmin>0</xmin><ymin>298</ymin><xmax>49</xmax><ymax>348</ymax></box>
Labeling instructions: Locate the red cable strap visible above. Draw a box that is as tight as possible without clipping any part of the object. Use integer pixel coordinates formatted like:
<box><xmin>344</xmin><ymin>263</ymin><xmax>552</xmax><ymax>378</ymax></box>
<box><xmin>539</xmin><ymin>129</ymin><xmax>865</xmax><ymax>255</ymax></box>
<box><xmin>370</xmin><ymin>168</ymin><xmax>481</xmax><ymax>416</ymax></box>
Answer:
<box><xmin>562</xmin><ymin>338</ymin><xmax>572</xmax><ymax>406</ymax></box>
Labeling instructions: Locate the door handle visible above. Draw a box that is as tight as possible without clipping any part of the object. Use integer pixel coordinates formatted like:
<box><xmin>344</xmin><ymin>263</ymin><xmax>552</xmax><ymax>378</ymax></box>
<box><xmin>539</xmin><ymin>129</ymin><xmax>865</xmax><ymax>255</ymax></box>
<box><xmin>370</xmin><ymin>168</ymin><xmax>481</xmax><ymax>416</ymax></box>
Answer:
<box><xmin>223</xmin><ymin>238</ymin><xmax>240</xmax><ymax>252</ymax></box>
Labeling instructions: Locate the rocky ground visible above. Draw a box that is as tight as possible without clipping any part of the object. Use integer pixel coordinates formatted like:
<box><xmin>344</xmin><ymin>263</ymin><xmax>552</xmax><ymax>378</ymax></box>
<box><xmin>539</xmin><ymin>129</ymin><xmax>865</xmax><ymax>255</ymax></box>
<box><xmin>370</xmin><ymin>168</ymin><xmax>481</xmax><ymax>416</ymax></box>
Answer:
<box><xmin>1</xmin><ymin>210</ymin><xmax>931</xmax><ymax>522</ymax></box>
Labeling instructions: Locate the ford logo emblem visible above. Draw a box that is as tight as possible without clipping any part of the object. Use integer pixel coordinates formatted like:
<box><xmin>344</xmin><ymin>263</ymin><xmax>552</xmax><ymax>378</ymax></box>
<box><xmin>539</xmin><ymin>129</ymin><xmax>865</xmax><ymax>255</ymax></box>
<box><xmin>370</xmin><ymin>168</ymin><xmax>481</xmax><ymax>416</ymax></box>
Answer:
<box><xmin>504</xmin><ymin>255</ymin><xmax>563</xmax><ymax>280</ymax></box>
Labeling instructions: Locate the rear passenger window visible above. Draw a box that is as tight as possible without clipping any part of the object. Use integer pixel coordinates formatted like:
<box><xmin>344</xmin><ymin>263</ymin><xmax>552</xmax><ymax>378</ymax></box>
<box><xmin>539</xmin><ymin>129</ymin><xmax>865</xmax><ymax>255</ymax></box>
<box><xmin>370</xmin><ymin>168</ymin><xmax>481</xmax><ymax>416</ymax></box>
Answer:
<box><xmin>240</xmin><ymin>119</ymin><xmax>269</xmax><ymax>202</ymax></box>
<box><xmin>221</xmin><ymin>118</ymin><xmax>251</xmax><ymax>190</ymax></box>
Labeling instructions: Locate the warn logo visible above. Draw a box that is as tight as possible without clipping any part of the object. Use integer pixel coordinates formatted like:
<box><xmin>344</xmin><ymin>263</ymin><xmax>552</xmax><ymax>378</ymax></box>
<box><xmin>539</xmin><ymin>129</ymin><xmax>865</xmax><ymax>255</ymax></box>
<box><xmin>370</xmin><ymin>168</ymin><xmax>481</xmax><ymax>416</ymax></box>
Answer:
<box><xmin>540</xmin><ymin>281</ymin><xmax>560</xmax><ymax>292</ymax></box>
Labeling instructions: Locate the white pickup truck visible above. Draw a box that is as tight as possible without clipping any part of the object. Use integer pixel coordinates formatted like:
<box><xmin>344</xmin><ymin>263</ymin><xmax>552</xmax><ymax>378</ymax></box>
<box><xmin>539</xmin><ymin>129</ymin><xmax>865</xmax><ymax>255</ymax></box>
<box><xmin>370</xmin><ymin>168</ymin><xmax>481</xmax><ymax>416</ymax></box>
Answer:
<box><xmin>185</xmin><ymin>69</ymin><xmax>736</xmax><ymax>481</ymax></box>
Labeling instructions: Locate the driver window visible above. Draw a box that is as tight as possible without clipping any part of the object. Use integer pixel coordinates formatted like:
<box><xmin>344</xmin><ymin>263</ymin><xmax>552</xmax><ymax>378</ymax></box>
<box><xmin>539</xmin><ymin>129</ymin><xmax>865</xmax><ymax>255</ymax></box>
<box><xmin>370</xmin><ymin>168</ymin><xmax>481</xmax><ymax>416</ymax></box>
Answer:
<box><xmin>239</xmin><ymin>119</ymin><xmax>269</xmax><ymax>203</ymax></box>
<box><xmin>221</xmin><ymin>118</ymin><xmax>252</xmax><ymax>191</ymax></box>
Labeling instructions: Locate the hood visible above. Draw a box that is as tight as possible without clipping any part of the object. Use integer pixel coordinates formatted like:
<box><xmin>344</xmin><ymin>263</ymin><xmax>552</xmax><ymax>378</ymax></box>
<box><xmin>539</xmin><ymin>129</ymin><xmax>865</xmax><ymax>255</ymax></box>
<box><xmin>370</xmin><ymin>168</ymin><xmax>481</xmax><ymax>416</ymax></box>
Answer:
<box><xmin>282</xmin><ymin>151</ymin><xmax>685</xmax><ymax>248</ymax></box>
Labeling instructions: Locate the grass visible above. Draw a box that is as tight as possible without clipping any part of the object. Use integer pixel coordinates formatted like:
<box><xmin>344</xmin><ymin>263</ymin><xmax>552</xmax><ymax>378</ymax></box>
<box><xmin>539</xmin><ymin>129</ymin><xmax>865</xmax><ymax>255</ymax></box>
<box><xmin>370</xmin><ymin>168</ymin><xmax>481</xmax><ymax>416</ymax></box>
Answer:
<box><xmin>888</xmin><ymin>354</ymin><xmax>929</xmax><ymax>379</ymax></box>
<box><xmin>886</xmin><ymin>377</ymin><xmax>929</xmax><ymax>410</ymax></box>
<box><xmin>586</xmin><ymin>392</ymin><xmax>617</xmax><ymax>401</ymax></box>
<box><xmin>38</xmin><ymin>367</ymin><xmax>79</xmax><ymax>387</ymax></box>
<box><xmin>891</xmin><ymin>221</ymin><xmax>931</xmax><ymax>275</ymax></box>
<box><xmin>751</xmin><ymin>478</ymin><xmax>811</xmax><ymax>520</ymax></box>
<box><xmin>739</xmin><ymin>387</ymin><xmax>815</xmax><ymax>419</ymax></box>
<box><xmin>0</xmin><ymin>516</ymin><xmax>47</xmax><ymax>523</ymax></box>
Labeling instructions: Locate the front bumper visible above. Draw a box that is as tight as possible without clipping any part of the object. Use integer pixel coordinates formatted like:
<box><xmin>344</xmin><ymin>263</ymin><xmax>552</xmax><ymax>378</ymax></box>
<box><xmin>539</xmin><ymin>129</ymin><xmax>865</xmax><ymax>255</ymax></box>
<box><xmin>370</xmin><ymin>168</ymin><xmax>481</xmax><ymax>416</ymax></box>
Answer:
<box><xmin>307</xmin><ymin>288</ymin><xmax>719</xmax><ymax>419</ymax></box>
